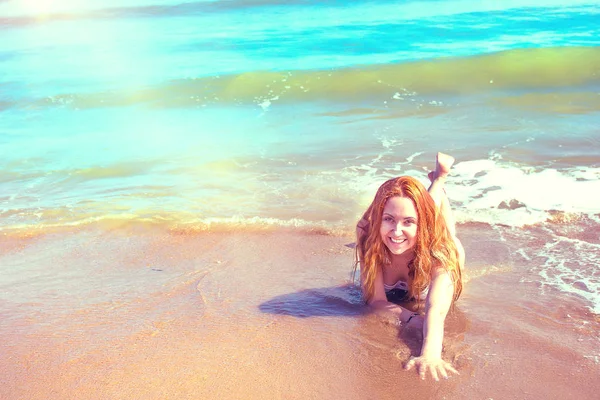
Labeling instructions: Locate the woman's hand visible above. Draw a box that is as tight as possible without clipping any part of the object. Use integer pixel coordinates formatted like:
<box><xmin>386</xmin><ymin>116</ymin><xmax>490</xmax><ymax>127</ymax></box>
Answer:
<box><xmin>404</xmin><ymin>355</ymin><xmax>458</xmax><ymax>381</ymax></box>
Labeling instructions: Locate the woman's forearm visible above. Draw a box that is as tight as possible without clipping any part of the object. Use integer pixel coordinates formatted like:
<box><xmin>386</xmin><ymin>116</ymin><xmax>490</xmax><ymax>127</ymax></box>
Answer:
<box><xmin>420</xmin><ymin>270</ymin><xmax>454</xmax><ymax>358</ymax></box>
<box><xmin>420</xmin><ymin>306</ymin><xmax>447</xmax><ymax>357</ymax></box>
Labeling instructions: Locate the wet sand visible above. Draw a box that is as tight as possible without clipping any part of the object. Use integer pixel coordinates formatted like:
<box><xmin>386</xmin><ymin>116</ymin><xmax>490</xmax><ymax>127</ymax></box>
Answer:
<box><xmin>1</xmin><ymin>225</ymin><xmax>598</xmax><ymax>399</ymax></box>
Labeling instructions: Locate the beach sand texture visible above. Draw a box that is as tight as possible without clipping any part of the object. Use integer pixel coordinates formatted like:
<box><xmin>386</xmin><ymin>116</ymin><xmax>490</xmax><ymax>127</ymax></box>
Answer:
<box><xmin>1</xmin><ymin>224</ymin><xmax>598</xmax><ymax>399</ymax></box>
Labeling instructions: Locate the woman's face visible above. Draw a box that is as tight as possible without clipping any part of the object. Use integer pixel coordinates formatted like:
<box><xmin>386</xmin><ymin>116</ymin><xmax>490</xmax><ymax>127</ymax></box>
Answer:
<box><xmin>379</xmin><ymin>196</ymin><xmax>418</xmax><ymax>255</ymax></box>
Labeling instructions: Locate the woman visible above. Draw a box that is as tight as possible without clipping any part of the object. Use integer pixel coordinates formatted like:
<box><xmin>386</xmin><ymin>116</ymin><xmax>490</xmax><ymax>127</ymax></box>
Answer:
<box><xmin>355</xmin><ymin>152</ymin><xmax>465</xmax><ymax>381</ymax></box>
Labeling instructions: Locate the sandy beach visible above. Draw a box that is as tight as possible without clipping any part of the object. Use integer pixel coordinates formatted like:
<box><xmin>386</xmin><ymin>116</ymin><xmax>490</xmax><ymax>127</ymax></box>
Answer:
<box><xmin>1</xmin><ymin>223</ymin><xmax>598</xmax><ymax>399</ymax></box>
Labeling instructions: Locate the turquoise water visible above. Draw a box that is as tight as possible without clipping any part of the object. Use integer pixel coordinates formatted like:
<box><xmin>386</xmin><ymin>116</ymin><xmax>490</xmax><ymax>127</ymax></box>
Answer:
<box><xmin>1</xmin><ymin>0</ymin><xmax>599</xmax><ymax>226</ymax></box>
<box><xmin>1</xmin><ymin>1</ymin><xmax>600</xmax><ymax>309</ymax></box>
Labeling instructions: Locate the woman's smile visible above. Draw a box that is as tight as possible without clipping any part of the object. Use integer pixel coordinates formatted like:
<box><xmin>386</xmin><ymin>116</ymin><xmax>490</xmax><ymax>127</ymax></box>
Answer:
<box><xmin>380</xmin><ymin>196</ymin><xmax>418</xmax><ymax>255</ymax></box>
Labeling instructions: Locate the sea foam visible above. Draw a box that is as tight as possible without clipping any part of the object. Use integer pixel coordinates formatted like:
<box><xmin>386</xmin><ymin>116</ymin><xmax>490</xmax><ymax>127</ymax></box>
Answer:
<box><xmin>450</xmin><ymin>159</ymin><xmax>600</xmax><ymax>227</ymax></box>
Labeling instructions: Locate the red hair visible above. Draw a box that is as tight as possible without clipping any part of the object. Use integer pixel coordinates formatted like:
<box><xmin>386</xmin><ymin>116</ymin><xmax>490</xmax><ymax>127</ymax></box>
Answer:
<box><xmin>355</xmin><ymin>176</ymin><xmax>462</xmax><ymax>303</ymax></box>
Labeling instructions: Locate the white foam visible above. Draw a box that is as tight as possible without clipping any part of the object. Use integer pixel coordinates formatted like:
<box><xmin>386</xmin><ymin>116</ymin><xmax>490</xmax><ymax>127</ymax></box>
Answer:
<box><xmin>449</xmin><ymin>159</ymin><xmax>600</xmax><ymax>226</ymax></box>
<box><xmin>535</xmin><ymin>237</ymin><xmax>600</xmax><ymax>314</ymax></box>
<box><xmin>405</xmin><ymin>152</ymin><xmax>424</xmax><ymax>163</ymax></box>
<box><xmin>344</xmin><ymin>156</ymin><xmax>600</xmax><ymax>228</ymax></box>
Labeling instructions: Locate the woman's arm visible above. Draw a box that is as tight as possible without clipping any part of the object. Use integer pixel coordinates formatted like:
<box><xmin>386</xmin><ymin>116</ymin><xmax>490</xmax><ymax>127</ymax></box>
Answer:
<box><xmin>404</xmin><ymin>267</ymin><xmax>458</xmax><ymax>380</ymax></box>
<box><xmin>421</xmin><ymin>268</ymin><xmax>454</xmax><ymax>358</ymax></box>
<box><xmin>367</xmin><ymin>299</ymin><xmax>422</xmax><ymax>326</ymax></box>
<box><xmin>359</xmin><ymin>260</ymin><xmax>419</xmax><ymax>325</ymax></box>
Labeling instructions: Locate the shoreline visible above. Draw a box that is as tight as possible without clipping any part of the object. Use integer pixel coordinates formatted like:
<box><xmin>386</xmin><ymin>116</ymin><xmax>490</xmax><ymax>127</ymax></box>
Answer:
<box><xmin>1</xmin><ymin>226</ymin><xmax>598</xmax><ymax>399</ymax></box>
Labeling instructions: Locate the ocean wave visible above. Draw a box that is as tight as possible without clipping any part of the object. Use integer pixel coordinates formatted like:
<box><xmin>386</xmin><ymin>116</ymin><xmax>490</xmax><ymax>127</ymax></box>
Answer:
<box><xmin>341</xmin><ymin>150</ymin><xmax>600</xmax><ymax>229</ymax></box>
<box><xmin>20</xmin><ymin>46</ymin><xmax>599</xmax><ymax>110</ymax></box>
<box><xmin>0</xmin><ymin>213</ymin><xmax>355</xmax><ymax>239</ymax></box>
<box><xmin>3</xmin><ymin>155</ymin><xmax>598</xmax><ymax>232</ymax></box>
<box><xmin>449</xmin><ymin>159</ymin><xmax>600</xmax><ymax>227</ymax></box>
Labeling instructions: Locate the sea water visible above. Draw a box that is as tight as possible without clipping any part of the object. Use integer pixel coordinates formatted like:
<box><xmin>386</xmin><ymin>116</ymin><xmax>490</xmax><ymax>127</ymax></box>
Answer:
<box><xmin>2</xmin><ymin>0</ymin><xmax>599</xmax><ymax>310</ymax></box>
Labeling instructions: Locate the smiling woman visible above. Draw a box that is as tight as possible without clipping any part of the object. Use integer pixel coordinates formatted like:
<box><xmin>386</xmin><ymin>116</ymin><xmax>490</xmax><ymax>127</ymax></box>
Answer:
<box><xmin>355</xmin><ymin>152</ymin><xmax>464</xmax><ymax>381</ymax></box>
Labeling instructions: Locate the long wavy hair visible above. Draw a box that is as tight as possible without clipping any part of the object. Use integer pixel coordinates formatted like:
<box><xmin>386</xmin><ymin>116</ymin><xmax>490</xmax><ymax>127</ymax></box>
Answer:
<box><xmin>354</xmin><ymin>176</ymin><xmax>462</xmax><ymax>304</ymax></box>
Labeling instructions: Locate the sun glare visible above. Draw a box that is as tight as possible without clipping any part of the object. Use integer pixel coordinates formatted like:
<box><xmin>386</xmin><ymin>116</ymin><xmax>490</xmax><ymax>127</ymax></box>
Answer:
<box><xmin>15</xmin><ymin>0</ymin><xmax>90</xmax><ymax>16</ymax></box>
<box><xmin>20</xmin><ymin>0</ymin><xmax>54</xmax><ymax>14</ymax></box>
